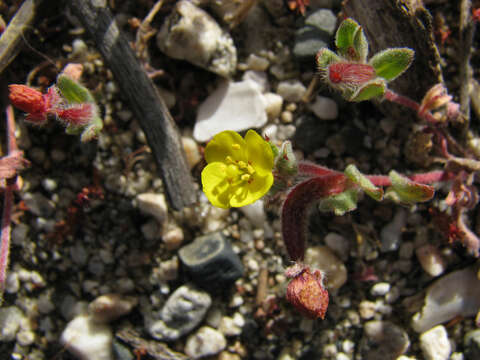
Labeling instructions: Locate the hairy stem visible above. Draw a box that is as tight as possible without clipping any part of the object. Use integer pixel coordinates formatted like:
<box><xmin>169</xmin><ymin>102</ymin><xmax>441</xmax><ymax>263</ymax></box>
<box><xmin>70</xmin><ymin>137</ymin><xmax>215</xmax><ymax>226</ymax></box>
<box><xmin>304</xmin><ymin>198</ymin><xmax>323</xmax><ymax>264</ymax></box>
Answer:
<box><xmin>282</xmin><ymin>174</ymin><xmax>346</xmax><ymax>261</ymax></box>
<box><xmin>384</xmin><ymin>89</ymin><xmax>438</xmax><ymax>124</ymax></box>
<box><xmin>0</xmin><ymin>105</ymin><xmax>18</xmax><ymax>301</ymax></box>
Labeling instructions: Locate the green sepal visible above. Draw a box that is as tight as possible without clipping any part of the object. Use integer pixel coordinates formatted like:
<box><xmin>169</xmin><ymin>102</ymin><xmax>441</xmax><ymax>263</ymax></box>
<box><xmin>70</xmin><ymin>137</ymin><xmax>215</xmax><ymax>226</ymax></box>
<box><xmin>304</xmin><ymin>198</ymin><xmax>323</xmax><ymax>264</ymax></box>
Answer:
<box><xmin>316</xmin><ymin>48</ymin><xmax>341</xmax><ymax>71</ymax></box>
<box><xmin>80</xmin><ymin>116</ymin><xmax>103</xmax><ymax>142</ymax></box>
<box><xmin>57</xmin><ymin>74</ymin><xmax>95</xmax><ymax>104</ymax></box>
<box><xmin>386</xmin><ymin>170</ymin><xmax>434</xmax><ymax>203</ymax></box>
<box><xmin>344</xmin><ymin>164</ymin><xmax>383</xmax><ymax>201</ymax></box>
<box><xmin>335</xmin><ymin>18</ymin><xmax>367</xmax><ymax>61</ymax></box>
<box><xmin>318</xmin><ymin>188</ymin><xmax>359</xmax><ymax>216</ymax></box>
<box><xmin>353</xmin><ymin>25</ymin><xmax>368</xmax><ymax>63</ymax></box>
<box><xmin>349</xmin><ymin>79</ymin><xmax>386</xmax><ymax>102</ymax></box>
<box><xmin>275</xmin><ymin>141</ymin><xmax>298</xmax><ymax>176</ymax></box>
<box><xmin>369</xmin><ymin>48</ymin><xmax>414</xmax><ymax>81</ymax></box>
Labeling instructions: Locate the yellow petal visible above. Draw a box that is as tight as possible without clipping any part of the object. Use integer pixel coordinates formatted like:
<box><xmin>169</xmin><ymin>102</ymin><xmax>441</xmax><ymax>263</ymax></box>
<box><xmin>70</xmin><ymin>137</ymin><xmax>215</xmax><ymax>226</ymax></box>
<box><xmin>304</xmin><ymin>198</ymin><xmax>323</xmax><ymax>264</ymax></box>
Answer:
<box><xmin>229</xmin><ymin>172</ymin><xmax>274</xmax><ymax>207</ymax></box>
<box><xmin>245</xmin><ymin>130</ymin><xmax>274</xmax><ymax>176</ymax></box>
<box><xmin>201</xmin><ymin>162</ymin><xmax>232</xmax><ymax>209</ymax></box>
<box><xmin>205</xmin><ymin>130</ymin><xmax>247</xmax><ymax>164</ymax></box>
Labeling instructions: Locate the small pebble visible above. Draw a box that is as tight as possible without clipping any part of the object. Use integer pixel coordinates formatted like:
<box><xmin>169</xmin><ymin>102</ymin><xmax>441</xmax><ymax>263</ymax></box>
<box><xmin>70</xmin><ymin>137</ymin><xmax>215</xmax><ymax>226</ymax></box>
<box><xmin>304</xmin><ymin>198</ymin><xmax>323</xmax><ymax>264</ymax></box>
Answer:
<box><xmin>380</xmin><ymin>209</ymin><xmax>406</xmax><ymax>252</ymax></box>
<box><xmin>246</xmin><ymin>54</ymin><xmax>269</xmax><ymax>71</ymax></box>
<box><xmin>61</xmin><ymin>315</ymin><xmax>113</xmax><ymax>360</ymax></box>
<box><xmin>370</xmin><ymin>282</ymin><xmax>391</xmax><ymax>297</ymax></box>
<box><xmin>305</xmin><ymin>246</ymin><xmax>347</xmax><ymax>290</ymax></box>
<box><xmin>276</xmin><ymin>80</ymin><xmax>307</xmax><ymax>102</ymax></box>
<box><xmin>420</xmin><ymin>325</ymin><xmax>451</xmax><ymax>360</ymax></box>
<box><xmin>308</xmin><ymin>95</ymin><xmax>338</xmax><ymax>120</ymax></box>
<box><xmin>415</xmin><ymin>244</ymin><xmax>446</xmax><ymax>277</ymax></box>
<box><xmin>148</xmin><ymin>284</ymin><xmax>211</xmax><ymax>341</ymax></box>
<box><xmin>185</xmin><ymin>326</ymin><xmax>227</xmax><ymax>359</ymax></box>
<box><xmin>179</xmin><ymin>232</ymin><xmax>244</xmax><ymax>290</ymax></box>
<box><xmin>0</xmin><ymin>306</ymin><xmax>25</xmax><ymax>341</ymax></box>
<box><xmin>263</xmin><ymin>93</ymin><xmax>283</xmax><ymax>120</ymax></box>
<box><xmin>136</xmin><ymin>193</ymin><xmax>168</xmax><ymax>226</ymax></box>
<box><xmin>88</xmin><ymin>294</ymin><xmax>138</xmax><ymax>323</ymax></box>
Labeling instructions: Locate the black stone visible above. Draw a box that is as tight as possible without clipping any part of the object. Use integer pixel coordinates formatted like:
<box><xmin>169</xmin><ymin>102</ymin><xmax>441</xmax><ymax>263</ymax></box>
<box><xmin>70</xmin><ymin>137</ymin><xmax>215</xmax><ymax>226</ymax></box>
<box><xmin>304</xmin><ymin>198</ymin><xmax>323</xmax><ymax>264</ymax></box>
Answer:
<box><xmin>179</xmin><ymin>232</ymin><xmax>244</xmax><ymax>291</ymax></box>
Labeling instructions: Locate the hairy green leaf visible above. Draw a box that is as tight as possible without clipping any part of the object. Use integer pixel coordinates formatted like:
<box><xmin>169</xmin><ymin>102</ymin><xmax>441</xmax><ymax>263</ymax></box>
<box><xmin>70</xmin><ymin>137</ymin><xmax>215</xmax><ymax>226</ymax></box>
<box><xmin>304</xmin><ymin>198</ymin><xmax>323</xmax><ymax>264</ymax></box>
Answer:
<box><xmin>387</xmin><ymin>170</ymin><xmax>434</xmax><ymax>203</ymax></box>
<box><xmin>335</xmin><ymin>18</ymin><xmax>362</xmax><ymax>60</ymax></box>
<box><xmin>57</xmin><ymin>74</ymin><xmax>95</xmax><ymax>104</ymax></box>
<box><xmin>349</xmin><ymin>79</ymin><xmax>386</xmax><ymax>102</ymax></box>
<box><xmin>316</xmin><ymin>48</ymin><xmax>341</xmax><ymax>71</ymax></box>
<box><xmin>318</xmin><ymin>188</ymin><xmax>358</xmax><ymax>216</ymax></box>
<box><xmin>369</xmin><ymin>48</ymin><xmax>414</xmax><ymax>81</ymax></box>
<box><xmin>345</xmin><ymin>164</ymin><xmax>383</xmax><ymax>201</ymax></box>
<box><xmin>353</xmin><ymin>25</ymin><xmax>369</xmax><ymax>63</ymax></box>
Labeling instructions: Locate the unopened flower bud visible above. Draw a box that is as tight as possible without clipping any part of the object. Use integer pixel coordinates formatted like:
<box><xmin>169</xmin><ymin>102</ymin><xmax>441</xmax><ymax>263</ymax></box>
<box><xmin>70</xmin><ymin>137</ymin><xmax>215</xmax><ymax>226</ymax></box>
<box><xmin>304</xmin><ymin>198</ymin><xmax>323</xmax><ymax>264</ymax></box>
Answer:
<box><xmin>8</xmin><ymin>84</ymin><xmax>47</xmax><ymax>124</ymax></box>
<box><xmin>285</xmin><ymin>264</ymin><xmax>329</xmax><ymax>319</ymax></box>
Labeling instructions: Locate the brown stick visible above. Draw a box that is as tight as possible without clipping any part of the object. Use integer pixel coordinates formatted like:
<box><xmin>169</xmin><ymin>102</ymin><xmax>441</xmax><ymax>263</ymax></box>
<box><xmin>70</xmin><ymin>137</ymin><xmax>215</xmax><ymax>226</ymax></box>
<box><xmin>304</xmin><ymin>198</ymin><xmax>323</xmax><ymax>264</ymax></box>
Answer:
<box><xmin>0</xmin><ymin>0</ymin><xmax>43</xmax><ymax>75</ymax></box>
<box><xmin>68</xmin><ymin>0</ymin><xmax>196</xmax><ymax>210</ymax></box>
<box><xmin>459</xmin><ymin>0</ymin><xmax>475</xmax><ymax>128</ymax></box>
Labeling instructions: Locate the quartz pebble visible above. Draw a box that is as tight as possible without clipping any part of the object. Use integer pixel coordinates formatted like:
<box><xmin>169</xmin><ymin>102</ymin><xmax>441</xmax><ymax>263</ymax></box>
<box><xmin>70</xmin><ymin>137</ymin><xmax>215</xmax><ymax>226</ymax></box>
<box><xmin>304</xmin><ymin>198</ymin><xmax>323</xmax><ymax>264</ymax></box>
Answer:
<box><xmin>242</xmin><ymin>70</ymin><xmax>269</xmax><ymax>93</ymax></box>
<box><xmin>263</xmin><ymin>92</ymin><xmax>283</xmax><ymax>120</ymax></box>
<box><xmin>370</xmin><ymin>282</ymin><xmax>391</xmax><ymax>297</ymax></box>
<box><xmin>464</xmin><ymin>329</ymin><xmax>480</xmax><ymax>360</ymax></box>
<box><xmin>276</xmin><ymin>80</ymin><xmax>307</xmax><ymax>102</ymax></box>
<box><xmin>179</xmin><ymin>232</ymin><xmax>244</xmax><ymax>290</ymax></box>
<box><xmin>88</xmin><ymin>294</ymin><xmax>137</xmax><ymax>323</ymax></box>
<box><xmin>380</xmin><ymin>209</ymin><xmax>406</xmax><ymax>252</ymax></box>
<box><xmin>246</xmin><ymin>54</ymin><xmax>269</xmax><ymax>71</ymax></box>
<box><xmin>135</xmin><ymin>193</ymin><xmax>168</xmax><ymax>226</ymax></box>
<box><xmin>185</xmin><ymin>326</ymin><xmax>227</xmax><ymax>359</ymax></box>
<box><xmin>61</xmin><ymin>315</ymin><xmax>113</xmax><ymax>360</ymax></box>
<box><xmin>239</xmin><ymin>200</ymin><xmax>266</xmax><ymax>229</ymax></box>
<box><xmin>305</xmin><ymin>246</ymin><xmax>347</xmax><ymax>290</ymax></box>
<box><xmin>0</xmin><ymin>306</ymin><xmax>25</xmax><ymax>341</ymax></box>
<box><xmin>193</xmin><ymin>80</ymin><xmax>267</xmax><ymax>142</ymax></box>
<box><xmin>415</xmin><ymin>244</ymin><xmax>446</xmax><ymax>277</ymax></box>
<box><xmin>156</xmin><ymin>1</ymin><xmax>236</xmax><ymax>77</ymax></box>
<box><xmin>412</xmin><ymin>266</ymin><xmax>480</xmax><ymax>332</ymax></box>
<box><xmin>148</xmin><ymin>284</ymin><xmax>211</xmax><ymax>341</ymax></box>
<box><xmin>362</xmin><ymin>320</ymin><xmax>410</xmax><ymax>360</ymax></box>
<box><xmin>308</xmin><ymin>95</ymin><xmax>338</xmax><ymax>120</ymax></box>
<box><xmin>419</xmin><ymin>325</ymin><xmax>451</xmax><ymax>360</ymax></box>
<box><xmin>182</xmin><ymin>137</ymin><xmax>202</xmax><ymax>169</ymax></box>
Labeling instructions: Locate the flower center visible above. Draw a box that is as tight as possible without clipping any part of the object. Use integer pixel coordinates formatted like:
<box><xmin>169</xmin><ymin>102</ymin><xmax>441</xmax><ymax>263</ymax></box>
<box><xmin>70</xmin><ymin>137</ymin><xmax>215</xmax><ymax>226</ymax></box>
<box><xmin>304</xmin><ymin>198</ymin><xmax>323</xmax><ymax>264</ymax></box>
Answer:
<box><xmin>224</xmin><ymin>154</ymin><xmax>255</xmax><ymax>185</ymax></box>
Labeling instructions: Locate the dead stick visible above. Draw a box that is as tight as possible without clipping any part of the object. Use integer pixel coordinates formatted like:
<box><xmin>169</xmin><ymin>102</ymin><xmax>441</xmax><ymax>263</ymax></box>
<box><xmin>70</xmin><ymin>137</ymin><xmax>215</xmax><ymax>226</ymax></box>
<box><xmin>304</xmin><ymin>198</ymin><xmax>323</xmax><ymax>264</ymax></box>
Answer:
<box><xmin>459</xmin><ymin>0</ymin><xmax>475</xmax><ymax>129</ymax></box>
<box><xmin>68</xmin><ymin>0</ymin><xmax>196</xmax><ymax>210</ymax></box>
<box><xmin>0</xmin><ymin>0</ymin><xmax>43</xmax><ymax>75</ymax></box>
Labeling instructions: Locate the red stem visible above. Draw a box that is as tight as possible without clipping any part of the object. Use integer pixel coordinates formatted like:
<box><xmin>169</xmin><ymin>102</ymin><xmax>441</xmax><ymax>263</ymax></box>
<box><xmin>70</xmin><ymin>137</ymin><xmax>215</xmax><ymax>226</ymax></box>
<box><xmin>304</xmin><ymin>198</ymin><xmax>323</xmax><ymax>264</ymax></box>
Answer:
<box><xmin>384</xmin><ymin>89</ymin><xmax>439</xmax><ymax>124</ymax></box>
<box><xmin>0</xmin><ymin>105</ymin><xmax>18</xmax><ymax>300</ymax></box>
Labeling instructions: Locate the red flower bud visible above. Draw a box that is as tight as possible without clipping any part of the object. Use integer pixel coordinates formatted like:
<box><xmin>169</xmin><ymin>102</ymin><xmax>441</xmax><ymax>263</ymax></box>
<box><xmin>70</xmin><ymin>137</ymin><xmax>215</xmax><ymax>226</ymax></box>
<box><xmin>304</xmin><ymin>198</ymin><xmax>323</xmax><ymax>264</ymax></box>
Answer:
<box><xmin>285</xmin><ymin>264</ymin><xmax>329</xmax><ymax>319</ymax></box>
<box><xmin>57</xmin><ymin>103</ymin><xmax>96</xmax><ymax>126</ymax></box>
<box><xmin>327</xmin><ymin>63</ymin><xmax>376</xmax><ymax>90</ymax></box>
<box><xmin>8</xmin><ymin>85</ymin><xmax>47</xmax><ymax>123</ymax></box>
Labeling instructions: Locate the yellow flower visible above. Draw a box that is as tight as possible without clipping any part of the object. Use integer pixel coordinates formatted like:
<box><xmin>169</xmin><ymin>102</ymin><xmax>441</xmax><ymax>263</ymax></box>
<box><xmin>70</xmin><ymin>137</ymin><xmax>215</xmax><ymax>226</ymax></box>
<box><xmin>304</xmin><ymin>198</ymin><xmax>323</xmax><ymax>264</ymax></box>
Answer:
<box><xmin>201</xmin><ymin>130</ymin><xmax>274</xmax><ymax>209</ymax></box>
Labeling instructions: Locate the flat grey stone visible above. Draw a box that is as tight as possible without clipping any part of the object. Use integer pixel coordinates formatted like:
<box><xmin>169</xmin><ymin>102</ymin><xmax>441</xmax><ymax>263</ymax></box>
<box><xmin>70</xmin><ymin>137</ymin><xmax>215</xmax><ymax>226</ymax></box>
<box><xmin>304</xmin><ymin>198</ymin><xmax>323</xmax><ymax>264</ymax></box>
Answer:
<box><xmin>148</xmin><ymin>284</ymin><xmax>211</xmax><ymax>341</ymax></box>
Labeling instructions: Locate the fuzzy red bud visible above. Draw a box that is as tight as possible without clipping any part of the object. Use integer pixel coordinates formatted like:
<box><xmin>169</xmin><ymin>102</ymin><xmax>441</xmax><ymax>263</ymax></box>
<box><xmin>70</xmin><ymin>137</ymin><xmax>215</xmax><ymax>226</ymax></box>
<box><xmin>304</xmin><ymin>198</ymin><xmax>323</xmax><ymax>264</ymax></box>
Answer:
<box><xmin>285</xmin><ymin>264</ymin><xmax>329</xmax><ymax>319</ymax></box>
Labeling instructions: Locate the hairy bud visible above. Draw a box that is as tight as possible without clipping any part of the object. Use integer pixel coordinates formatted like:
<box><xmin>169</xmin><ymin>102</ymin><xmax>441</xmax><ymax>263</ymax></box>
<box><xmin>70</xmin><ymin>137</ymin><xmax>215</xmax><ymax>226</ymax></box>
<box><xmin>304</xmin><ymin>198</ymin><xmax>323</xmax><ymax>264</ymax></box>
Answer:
<box><xmin>285</xmin><ymin>264</ymin><xmax>329</xmax><ymax>319</ymax></box>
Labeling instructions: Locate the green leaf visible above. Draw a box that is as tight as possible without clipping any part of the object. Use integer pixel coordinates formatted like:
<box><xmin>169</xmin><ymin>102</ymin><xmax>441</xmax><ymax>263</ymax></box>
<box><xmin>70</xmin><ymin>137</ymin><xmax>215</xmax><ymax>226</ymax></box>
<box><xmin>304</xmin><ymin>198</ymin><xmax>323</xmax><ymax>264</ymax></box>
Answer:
<box><xmin>369</xmin><ymin>48</ymin><xmax>414</xmax><ymax>81</ymax></box>
<box><xmin>349</xmin><ymin>79</ymin><xmax>386</xmax><ymax>102</ymax></box>
<box><xmin>353</xmin><ymin>25</ymin><xmax>368</xmax><ymax>63</ymax></box>
<box><xmin>386</xmin><ymin>170</ymin><xmax>434</xmax><ymax>203</ymax></box>
<box><xmin>316</xmin><ymin>48</ymin><xmax>341</xmax><ymax>71</ymax></box>
<box><xmin>345</xmin><ymin>164</ymin><xmax>383</xmax><ymax>201</ymax></box>
<box><xmin>57</xmin><ymin>74</ymin><xmax>95</xmax><ymax>104</ymax></box>
<box><xmin>335</xmin><ymin>18</ymin><xmax>368</xmax><ymax>61</ymax></box>
<box><xmin>318</xmin><ymin>188</ymin><xmax>359</xmax><ymax>216</ymax></box>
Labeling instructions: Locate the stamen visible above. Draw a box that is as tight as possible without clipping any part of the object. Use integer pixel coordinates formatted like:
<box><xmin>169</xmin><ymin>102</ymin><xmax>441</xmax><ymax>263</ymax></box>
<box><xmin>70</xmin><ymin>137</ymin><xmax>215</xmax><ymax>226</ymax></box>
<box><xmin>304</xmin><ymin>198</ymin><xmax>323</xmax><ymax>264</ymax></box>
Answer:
<box><xmin>232</xmin><ymin>143</ymin><xmax>241</xmax><ymax>150</ymax></box>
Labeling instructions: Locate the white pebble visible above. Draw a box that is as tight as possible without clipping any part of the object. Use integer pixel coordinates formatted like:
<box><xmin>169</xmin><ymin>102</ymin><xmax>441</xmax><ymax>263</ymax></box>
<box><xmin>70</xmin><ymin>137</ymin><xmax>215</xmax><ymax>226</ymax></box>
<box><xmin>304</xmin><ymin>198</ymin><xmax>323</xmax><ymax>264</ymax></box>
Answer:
<box><xmin>246</xmin><ymin>54</ymin><xmax>269</xmax><ymax>71</ymax></box>
<box><xmin>263</xmin><ymin>93</ymin><xmax>283</xmax><ymax>120</ymax></box>
<box><xmin>276</xmin><ymin>80</ymin><xmax>307</xmax><ymax>102</ymax></box>
<box><xmin>415</xmin><ymin>244</ymin><xmax>446</xmax><ymax>277</ymax></box>
<box><xmin>185</xmin><ymin>326</ymin><xmax>226</xmax><ymax>359</ymax></box>
<box><xmin>420</xmin><ymin>325</ymin><xmax>451</xmax><ymax>360</ymax></box>
<box><xmin>308</xmin><ymin>95</ymin><xmax>338</xmax><ymax>120</ymax></box>
<box><xmin>61</xmin><ymin>315</ymin><xmax>113</xmax><ymax>360</ymax></box>
<box><xmin>136</xmin><ymin>193</ymin><xmax>168</xmax><ymax>226</ymax></box>
<box><xmin>370</xmin><ymin>282</ymin><xmax>391</xmax><ymax>297</ymax></box>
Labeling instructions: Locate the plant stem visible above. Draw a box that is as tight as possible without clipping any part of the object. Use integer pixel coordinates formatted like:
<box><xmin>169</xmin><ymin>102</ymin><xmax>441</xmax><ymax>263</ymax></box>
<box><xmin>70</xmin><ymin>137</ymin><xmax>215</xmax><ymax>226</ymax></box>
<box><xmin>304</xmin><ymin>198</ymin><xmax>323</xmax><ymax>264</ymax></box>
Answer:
<box><xmin>0</xmin><ymin>105</ymin><xmax>18</xmax><ymax>301</ymax></box>
<box><xmin>384</xmin><ymin>89</ymin><xmax>438</xmax><ymax>124</ymax></box>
